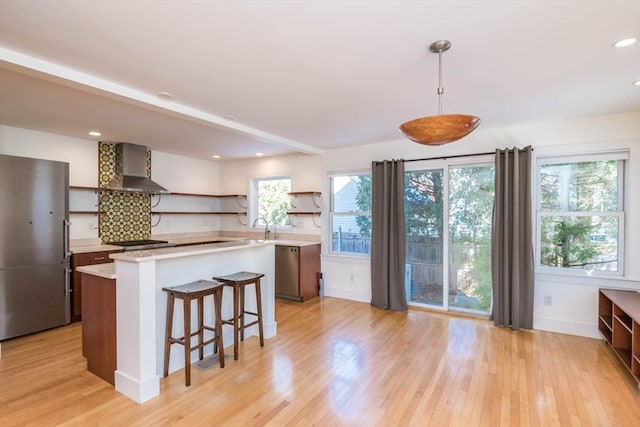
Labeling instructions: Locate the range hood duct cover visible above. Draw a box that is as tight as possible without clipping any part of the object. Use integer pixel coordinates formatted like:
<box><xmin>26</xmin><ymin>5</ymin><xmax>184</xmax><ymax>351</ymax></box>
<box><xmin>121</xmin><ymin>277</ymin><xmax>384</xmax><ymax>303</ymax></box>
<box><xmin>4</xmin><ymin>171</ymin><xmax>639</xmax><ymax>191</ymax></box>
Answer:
<box><xmin>106</xmin><ymin>143</ymin><xmax>169</xmax><ymax>194</ymax></box>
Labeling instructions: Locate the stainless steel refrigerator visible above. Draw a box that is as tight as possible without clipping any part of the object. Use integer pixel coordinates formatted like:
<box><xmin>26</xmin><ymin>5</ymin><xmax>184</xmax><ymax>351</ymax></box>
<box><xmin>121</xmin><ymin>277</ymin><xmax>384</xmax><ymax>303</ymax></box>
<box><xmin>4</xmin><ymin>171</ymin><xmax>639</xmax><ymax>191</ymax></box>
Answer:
<box><xmin>0</xmin><ymin>154</ymin><xmax>71</xmax><ymax>340</ymax></box>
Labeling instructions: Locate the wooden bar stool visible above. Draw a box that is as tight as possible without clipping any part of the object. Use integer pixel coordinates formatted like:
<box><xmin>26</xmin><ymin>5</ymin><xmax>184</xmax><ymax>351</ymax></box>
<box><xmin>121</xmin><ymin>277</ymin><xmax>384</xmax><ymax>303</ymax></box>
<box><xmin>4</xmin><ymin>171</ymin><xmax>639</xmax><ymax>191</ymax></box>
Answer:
<box><xmin>163</xmin><ymin>279</ymin><xmax>225</xmax><ymax>386</ymax></box>
<box><xmin>211</xmin><ymin>271</ymin><xmax>265</xmax><ymax>361</ymax></box>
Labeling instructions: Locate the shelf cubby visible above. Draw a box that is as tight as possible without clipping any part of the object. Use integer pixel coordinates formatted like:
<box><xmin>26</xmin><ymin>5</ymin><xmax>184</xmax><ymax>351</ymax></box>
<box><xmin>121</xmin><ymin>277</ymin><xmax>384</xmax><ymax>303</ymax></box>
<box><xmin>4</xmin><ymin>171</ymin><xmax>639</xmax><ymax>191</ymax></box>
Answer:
<box><xmin>599</xmin><ymin>289</ymin><xmax>640</xmax><ymax>389</ymax></box>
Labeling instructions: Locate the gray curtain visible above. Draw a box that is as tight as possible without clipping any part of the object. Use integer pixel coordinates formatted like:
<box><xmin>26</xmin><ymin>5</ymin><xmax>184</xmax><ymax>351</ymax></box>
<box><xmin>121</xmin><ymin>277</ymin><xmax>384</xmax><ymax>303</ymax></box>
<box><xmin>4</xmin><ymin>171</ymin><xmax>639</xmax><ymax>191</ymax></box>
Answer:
<box><xmin>371</xmin><ymin>159</ymin><xmax>407</xmax><ymax>311</ymax></box>
<box><xmin>491</xmin><ymin>146</ymin><xmax>534</xmax><ymax>330</ymax></box>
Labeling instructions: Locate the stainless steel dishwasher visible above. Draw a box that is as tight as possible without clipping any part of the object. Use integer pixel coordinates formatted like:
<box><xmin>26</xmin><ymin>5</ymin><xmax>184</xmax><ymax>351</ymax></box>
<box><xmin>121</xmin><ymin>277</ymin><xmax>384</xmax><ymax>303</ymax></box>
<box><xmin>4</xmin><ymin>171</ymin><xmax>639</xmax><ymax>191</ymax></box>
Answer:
<box><xmin>275</xmin><ymin>245</ymin><xmax>299</xmax><ymax>300</ymax></box>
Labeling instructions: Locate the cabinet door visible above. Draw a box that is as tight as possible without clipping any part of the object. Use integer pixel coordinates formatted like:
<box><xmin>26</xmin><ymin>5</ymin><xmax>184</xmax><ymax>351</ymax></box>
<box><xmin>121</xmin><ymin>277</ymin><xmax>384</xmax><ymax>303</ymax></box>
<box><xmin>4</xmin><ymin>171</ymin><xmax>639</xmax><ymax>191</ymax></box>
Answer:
<box><xmin>299</xmin><ymin>244</ymin><xmax>321</xmax><ymax>301</ymax></box>
<box><xmin>71</xmin><ymin>250</ymin><xmax>121</xmax><ymax>320</ymax></box>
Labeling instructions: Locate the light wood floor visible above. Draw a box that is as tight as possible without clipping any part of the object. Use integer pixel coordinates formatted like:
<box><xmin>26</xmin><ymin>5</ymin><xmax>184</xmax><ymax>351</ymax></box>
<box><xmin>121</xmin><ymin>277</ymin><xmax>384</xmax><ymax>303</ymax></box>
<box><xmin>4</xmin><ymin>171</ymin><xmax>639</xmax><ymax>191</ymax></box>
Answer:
<box><xmin>1</xmin><ymin>297</ymin><xmax>640</xmax><ymax>426</ymax></box>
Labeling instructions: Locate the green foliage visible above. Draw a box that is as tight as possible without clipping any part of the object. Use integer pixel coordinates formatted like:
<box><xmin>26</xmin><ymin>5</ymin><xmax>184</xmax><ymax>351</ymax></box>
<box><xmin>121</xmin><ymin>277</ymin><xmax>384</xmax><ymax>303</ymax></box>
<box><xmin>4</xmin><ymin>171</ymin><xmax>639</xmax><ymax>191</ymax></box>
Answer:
<box><xmin>405</xmin><ymin>170</ymin><xmax>443</xmax><ymax>237</ymax></box>
<box><xmin>448</xmin><ymin>167</ymin><xmax>495</xmax><ymax>311</ymax></box>
<box><xmin>355</xmin><ymin>175</ymin><xmax>372</xmax><ymax>237</ymax></box>
<box><xmin>540</xmin><ymin>160</ymin><xmax>618</xmax><ymax>212</ymax></box>
<box><xmin>257</xmin><ymin>179</ymin><xmax>290</xmax><ymax>226</ymax></box>
<box><xmin>469</xmin><ymin>243</ymin><xmax>492</xmax><ymax>310</ymax></box>
<box><xmin>541</xmin><ymin>219</ymin><xmax>597</xmax><ymax>267</ymax></box>
<box><xmin>449</xmin><ymin>166</ymin><xmax>494</xmax><ymax>243</ymax></box>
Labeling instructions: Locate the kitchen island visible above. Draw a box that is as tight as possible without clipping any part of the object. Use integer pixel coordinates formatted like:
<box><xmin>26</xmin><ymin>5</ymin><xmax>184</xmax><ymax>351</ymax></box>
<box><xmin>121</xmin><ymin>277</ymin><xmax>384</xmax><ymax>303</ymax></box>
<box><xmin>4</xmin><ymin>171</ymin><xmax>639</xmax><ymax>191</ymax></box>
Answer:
<box><xmin>108</xmin><ymin>240</ymin><xmax>276</xmax><ymax>403</ymax></box>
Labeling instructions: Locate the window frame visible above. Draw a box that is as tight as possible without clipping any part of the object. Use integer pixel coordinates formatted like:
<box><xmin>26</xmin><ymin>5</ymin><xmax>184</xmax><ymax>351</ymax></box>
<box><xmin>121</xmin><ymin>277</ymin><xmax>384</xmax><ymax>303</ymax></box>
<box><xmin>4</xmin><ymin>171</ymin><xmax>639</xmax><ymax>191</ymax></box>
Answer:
<box><xmin>249</xmin><ymin>175</ymin><xmax>292</xmax><ymax>230</ymax></box>
<box><xmin>535</xmin><ymin>152</ymin><xmax>627</xmax><ymax>277</ymax></box>
<box><xmin>328</xmin><ymin>171</ymin><xmax>372</xmax><ymax>258</ymax></box>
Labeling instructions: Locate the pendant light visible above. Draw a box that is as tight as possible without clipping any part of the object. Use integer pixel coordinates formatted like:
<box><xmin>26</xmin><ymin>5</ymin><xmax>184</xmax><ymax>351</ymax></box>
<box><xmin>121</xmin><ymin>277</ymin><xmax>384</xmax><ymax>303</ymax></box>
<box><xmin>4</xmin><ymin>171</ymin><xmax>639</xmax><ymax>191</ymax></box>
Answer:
<box><xmin>399</xmin><ymin>40</ymin><xmax>480</xmax><ymax>145</ymax></box>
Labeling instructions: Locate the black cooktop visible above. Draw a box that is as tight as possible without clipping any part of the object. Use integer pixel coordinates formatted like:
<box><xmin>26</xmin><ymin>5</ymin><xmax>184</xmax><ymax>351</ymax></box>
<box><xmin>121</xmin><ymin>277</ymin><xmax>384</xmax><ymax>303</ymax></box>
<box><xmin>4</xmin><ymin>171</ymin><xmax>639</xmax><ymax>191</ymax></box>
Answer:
<box><xmin>106</xmin><ymin>239</ymin><xmax>175</xmax><ymax>251</ymax></box>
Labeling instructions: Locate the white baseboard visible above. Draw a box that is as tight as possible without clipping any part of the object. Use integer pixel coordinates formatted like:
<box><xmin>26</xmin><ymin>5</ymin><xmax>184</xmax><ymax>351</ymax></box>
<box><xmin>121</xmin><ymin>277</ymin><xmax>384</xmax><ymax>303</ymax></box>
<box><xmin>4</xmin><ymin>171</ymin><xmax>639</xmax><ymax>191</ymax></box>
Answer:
<box><xmin>534</xmin><ymin>316</ymin><xmax>602</xmax><ymax>339</ymax></box>
<box><xmin>114</xmin><ymin>370</ymin><xmax>160</xmax><ymax>404</ymax></box>
<box><xmin>323</xmin><ymin>286</ymin><xmax>370</xmax><ymax>303</ymax></box>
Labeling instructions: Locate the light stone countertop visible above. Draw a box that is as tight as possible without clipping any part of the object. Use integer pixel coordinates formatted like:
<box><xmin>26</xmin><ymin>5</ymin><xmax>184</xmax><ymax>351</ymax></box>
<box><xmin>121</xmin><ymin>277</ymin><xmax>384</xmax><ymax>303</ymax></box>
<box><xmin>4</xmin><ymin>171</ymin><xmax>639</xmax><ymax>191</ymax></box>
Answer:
<box><xmin>70</xmin><ymin>242</ymin><xmax>123</xmax><ymax>254</ymax></box>
<box><xmin>272</xmin><ymin>240</ymin><xmax>321</xmax><ymax>247</ymax></box>
<box><xmin>71</xmin><ymin>235</ymin><xmax>321</xmax><ymax>254</ymax></box>
<box><xmin>110</xmin><ymin>239</ymin><xmax>271</xmax><ymax>263</ymax></box>
<box><xmin>76</xmin><ymin>262</ymin><xmax>116</xmax><ymax>279</ymax></box>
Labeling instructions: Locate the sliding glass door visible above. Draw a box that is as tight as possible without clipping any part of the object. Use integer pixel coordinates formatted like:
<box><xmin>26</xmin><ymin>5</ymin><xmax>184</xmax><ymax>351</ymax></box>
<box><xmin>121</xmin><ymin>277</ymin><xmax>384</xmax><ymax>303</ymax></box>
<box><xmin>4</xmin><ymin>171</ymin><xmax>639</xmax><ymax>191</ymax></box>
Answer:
<box><xmin>405</xmin><ymin>162</ymin><xmax>494</xmax><ymax>314</ymax></box>
<box><xmin>405</xmin><ymin>169</ymin><xmax>444</xmax><ymax>306</ymax></box>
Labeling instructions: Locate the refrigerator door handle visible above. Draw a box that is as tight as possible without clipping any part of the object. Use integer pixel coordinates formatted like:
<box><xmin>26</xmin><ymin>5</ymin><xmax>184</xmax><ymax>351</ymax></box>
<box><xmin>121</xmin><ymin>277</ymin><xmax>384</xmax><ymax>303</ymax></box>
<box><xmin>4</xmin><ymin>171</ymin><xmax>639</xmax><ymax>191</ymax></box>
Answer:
<box><xmin>63</xmin><ymin>219</ymin><xmax>72</xmax><ymax>258</ymax></box>
<box><xmin>65</xmin><ymin>266</ymin><xmax>72</xmax><ymax>296</ymax></box>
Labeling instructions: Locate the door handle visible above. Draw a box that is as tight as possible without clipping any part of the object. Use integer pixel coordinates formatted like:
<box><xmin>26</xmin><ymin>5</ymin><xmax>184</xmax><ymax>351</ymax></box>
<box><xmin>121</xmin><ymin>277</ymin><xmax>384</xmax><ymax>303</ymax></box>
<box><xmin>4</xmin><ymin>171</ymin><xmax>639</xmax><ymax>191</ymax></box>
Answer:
<box><xmin>64</xmin><ymin>266</ymin><xmax>72</xmax><ymax>296</ymax></box>
<box><xmin>63</xmin><ymin>219</ymin><xmax>72</xmax><ymax>258</ymax></box>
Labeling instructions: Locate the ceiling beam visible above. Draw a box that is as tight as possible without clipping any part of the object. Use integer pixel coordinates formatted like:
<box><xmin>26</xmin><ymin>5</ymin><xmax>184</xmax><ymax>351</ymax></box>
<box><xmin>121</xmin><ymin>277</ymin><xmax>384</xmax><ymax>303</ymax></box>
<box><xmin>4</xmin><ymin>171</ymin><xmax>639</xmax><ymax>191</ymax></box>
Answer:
<box><xmin>0</xmin><ymin>47</ymin><xmax>323</xmax><ymax>155</ymax></box>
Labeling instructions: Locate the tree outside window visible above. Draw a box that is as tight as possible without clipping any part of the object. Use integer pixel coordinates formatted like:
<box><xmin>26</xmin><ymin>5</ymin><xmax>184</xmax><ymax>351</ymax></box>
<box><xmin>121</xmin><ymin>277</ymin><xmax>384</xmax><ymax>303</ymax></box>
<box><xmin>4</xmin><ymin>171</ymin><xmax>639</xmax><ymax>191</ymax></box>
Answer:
<box><xmin>254</xmin><ymin>177</ymin><xmax>291</xmax><ymax>227</ymax></box>
<box><xmin>538</xmin><ymin>158</ymin><xmax>624</xmax><ymax>274</ymax></box>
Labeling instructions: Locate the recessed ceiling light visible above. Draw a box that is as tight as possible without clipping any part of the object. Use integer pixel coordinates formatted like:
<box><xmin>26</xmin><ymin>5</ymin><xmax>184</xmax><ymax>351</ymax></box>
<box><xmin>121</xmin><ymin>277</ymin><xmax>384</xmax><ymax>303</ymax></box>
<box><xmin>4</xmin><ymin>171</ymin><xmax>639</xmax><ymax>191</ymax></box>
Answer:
<box><xmin>256</xmin><ymin>152</ymin><xmax>264</xmax><ymax>157</ymax></box>
<box><xmin>212</xmin><ymin>155</ymin><xmax>221</xmax><ymax>159</ymax></box>
<box><xmin>613</xmin><ymin>37</ymin><xmax>637</xmax><ymax>48</ymax></box>
<box><xmin>633</xmin><ymin>80</ymin><xmax>640</xmax><ymax>86</ymax></box>
<box><xmin>157</xmin><ymin>91</ymin><xmax>173</xmax><ymax>99</ymax></box>
<box><xmin>88</xmin><ymin>131</ymin><xmax>101</xmax><ymax>136</ymax></box>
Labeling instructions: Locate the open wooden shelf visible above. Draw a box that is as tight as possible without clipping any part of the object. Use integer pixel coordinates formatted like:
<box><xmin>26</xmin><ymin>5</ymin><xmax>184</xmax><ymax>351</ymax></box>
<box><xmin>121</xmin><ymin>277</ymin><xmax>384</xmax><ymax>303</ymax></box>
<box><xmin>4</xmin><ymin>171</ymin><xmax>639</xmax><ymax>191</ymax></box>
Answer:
<box><xmin>150</xmin><ymin>193</ymin><xmax>248</xmax><ymax>224</ymax></box>
<box><xmin>70</xmin><ymin>211</ymin><xmax>105</xmax><ymax>215</ymax></box>
<box><xmin>288</xmin><ymin>192</ymin><xmax>321</xmax><ymax>224</ymax></box>
<box><xmin>288</xmin><ymin>191</ymin><xmax>321</xmax><ymax>196</ymax></box>
<box><xmin>70</xmin><ymin>185</ymin><xmax>104</xmax><ymax>191</ymax></box>
<box><xmin>151</xmin><ymin>211</ymin><xmax>246</xmax><ymax>215</ymax></box>
<box><xmin>599</xmin><ymin>288</ymin><xmax>640</xmax><ymax>389</ymax></box>
<box><xmin>165</xmin><ymin>192</ymin><xmax>247</xmax><ymax>199</ymax></box>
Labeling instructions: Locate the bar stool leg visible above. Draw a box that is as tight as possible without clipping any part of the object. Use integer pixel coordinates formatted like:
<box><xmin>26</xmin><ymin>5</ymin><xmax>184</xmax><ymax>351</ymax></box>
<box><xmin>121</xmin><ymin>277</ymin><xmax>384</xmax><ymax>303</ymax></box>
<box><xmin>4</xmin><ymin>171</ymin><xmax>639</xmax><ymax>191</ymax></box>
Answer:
<box><xmin>163</xmin><ymin>292</ymin><xmax>175</xmax><ymax>378</ymax></box>
<box><xmin>233</xmin><ymin>284</ymin><xmax>240</xmax><ymax>361</ymax></box>
<box><xmin>183</xmin><ymin>295</ymin><xmax>192</xmax><ymax>386</ymax></box>
<box><xmin>197</xmin><ymin>296</ymin><xmax>204</xmax><ymax>361</ymax></box>
<box><xmin>255</xmin><ymin>278</ymin><xmax>264</xmax><ymax>347</ymax></box>
<box><xmin>240</xmin><ymin>283</ymin><xmax>246</xmax><ymax>342</ymax></box>
<box><xmin>214</xmin><ymin>288</ymin><xmax>225</xmax><ymax>368</ymax></box>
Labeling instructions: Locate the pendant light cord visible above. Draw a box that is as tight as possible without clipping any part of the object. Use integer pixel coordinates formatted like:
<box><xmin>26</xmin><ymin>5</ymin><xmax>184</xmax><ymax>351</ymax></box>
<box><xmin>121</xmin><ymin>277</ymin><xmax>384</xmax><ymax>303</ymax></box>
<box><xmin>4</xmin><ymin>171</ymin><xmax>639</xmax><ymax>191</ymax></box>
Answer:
<box><xmin>437</xmin><ymin>50</ymin><xmax>444</xmax><ymax>114</ymax></box>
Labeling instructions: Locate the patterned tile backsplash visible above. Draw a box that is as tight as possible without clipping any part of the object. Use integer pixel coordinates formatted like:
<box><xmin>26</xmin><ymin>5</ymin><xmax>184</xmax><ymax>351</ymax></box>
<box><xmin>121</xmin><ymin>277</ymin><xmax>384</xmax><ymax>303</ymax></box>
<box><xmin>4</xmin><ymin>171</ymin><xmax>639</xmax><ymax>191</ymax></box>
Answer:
<box><xmin>98</xmin><ymin>142</ymin><xmax>151</xmax><ymax>242</ymax></box>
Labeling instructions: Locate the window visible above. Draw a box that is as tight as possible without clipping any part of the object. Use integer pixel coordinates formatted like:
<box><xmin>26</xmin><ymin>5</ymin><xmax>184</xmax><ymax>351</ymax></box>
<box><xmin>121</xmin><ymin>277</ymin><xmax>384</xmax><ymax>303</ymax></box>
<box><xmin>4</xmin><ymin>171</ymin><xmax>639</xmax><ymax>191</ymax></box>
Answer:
<box><xmin>329</xmin><ymin>174</ymin><xmax>371</xmax><ymax>255</ymax></box>
<box><xmin>251</xmin><ymin>176</ymin><xmax>291</xmax><ymax>227</ymax></box>
<box><xmin>537</xmin><ymin>153</ymin><xmax>626</xmax><ymax>275</ymax></box>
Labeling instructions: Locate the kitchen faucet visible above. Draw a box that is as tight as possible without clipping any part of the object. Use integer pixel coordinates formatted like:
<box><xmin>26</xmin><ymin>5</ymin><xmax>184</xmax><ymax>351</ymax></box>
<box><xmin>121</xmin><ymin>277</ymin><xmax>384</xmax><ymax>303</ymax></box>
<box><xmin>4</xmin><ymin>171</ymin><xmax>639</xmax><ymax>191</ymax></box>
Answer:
<box><xmin>252</xmin><ymin>217</ymin><xmax>270</xmax><ymax>240</ymax></box>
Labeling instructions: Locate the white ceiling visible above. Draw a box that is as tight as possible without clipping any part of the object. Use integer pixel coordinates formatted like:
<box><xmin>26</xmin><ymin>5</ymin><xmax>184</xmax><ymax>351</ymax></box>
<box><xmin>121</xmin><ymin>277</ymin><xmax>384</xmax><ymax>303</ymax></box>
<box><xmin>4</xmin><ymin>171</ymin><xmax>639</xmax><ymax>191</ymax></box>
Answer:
<box><xmin>0</xmin><ymin>1</ymin><xmax>639</xmax><ymax>161</ymax></box>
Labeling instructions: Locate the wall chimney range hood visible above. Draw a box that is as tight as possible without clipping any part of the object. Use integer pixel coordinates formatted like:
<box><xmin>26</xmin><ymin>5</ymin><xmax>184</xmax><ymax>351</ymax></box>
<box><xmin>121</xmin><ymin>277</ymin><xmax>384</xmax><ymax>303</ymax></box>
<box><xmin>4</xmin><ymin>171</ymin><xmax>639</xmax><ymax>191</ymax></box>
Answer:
<box><xmin>106</xmin><ymin>143</ymin><xmax>169</xmax><ymax>194</ymax></box>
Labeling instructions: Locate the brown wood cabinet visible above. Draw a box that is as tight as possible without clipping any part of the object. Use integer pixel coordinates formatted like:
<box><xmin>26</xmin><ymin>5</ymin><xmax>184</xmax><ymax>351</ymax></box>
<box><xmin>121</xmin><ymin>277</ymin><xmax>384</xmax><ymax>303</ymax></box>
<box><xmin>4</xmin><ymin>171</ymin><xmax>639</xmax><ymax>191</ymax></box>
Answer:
<box><xmin>275</xmin><ymin>244</ymin><xmax>321</xmax><ymax>302</ymax></box>
<box><xmin>81</xmin><ymin>272</ymin><xmax>116</xmax><ymax>385</ymax></box>
<box><xmin>598</xmin><ymin>288</ymin><xmax>640</xmax><ymax>387</ymax></box>
<box><xmin>71</xmin><ymin>250</ymin><xmax>121</xmax><ymax>320</ymax></box>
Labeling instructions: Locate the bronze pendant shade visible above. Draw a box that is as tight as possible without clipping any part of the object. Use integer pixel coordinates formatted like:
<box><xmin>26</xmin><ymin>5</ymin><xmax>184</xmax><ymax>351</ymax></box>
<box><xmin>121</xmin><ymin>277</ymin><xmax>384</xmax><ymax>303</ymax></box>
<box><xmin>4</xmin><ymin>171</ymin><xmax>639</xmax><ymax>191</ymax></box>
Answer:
<box><xmin>400</xmin><ymin>40</ymin><xmax>480</xmax><ymax>145</ymax></box>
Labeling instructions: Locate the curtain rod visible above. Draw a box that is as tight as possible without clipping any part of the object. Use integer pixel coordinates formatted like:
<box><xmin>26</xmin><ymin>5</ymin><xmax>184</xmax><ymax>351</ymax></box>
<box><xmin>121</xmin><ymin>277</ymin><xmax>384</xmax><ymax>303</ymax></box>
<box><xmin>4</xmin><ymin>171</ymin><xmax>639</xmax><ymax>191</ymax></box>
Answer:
<box><xmin>403</xmin><ymin>151</ymin><xmax>495</xmax><ymax>163</ymax></box>
<box><xmin>402</xmin><ymin>147</ymin><xmax>534</xmax><ymax>163</ymax></box>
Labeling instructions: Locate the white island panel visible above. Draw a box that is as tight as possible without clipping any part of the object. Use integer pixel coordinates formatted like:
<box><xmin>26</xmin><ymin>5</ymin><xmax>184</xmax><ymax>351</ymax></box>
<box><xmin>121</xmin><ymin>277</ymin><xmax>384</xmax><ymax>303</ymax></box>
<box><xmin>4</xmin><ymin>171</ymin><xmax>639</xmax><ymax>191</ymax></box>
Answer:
<box><xmin>111</xmin><ymin>241</ymin><xmax>276</xmax><ymax>403</ymax></box>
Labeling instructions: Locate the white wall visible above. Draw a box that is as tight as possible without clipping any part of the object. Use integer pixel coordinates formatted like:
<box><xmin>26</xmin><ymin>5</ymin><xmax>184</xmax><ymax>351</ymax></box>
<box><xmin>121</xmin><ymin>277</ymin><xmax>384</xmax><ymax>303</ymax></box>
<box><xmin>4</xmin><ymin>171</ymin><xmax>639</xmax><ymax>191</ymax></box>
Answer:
<box><xmin>0</xmin><ymin>124</ymin><xmax>98</xmax><ymax>185</ymax></box>
<box><xmin>149</xmin><ymin>151</ymin><xmax>221</xmax><ymax>236</ymax></box>
<box><xmin>321</xmin><ymin>112</ymin><xmax>640</xmax><ymax>338</ymax></box>
<box><xmin>218</xmin><ymin>153</ymin><xmax>324</xmax><ymax>236</ymax></box>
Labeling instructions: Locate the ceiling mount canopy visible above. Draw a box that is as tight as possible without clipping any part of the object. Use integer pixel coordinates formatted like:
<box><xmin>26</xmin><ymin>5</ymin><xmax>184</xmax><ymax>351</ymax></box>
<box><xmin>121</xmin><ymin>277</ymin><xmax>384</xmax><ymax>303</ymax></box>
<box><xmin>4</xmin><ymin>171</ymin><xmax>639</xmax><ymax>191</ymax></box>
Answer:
<box><xmin>399</xmin><ymin>40</ymin><xmax>480</xmax><ymax>145</ymax></box>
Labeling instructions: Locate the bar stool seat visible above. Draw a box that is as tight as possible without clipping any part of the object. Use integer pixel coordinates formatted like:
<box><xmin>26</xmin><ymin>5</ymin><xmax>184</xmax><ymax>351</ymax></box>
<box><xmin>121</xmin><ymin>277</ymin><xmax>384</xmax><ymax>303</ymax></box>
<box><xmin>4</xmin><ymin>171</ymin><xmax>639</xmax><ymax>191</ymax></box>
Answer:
<box><xmin>163</xmin><ymin>279</ymin><xmax>225</xmax><ymax>386</ymax></box>
<box><xmin>211</xmin><ymin>271</ymin><xmax>265</xmax><ymax>360</ymax></box>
